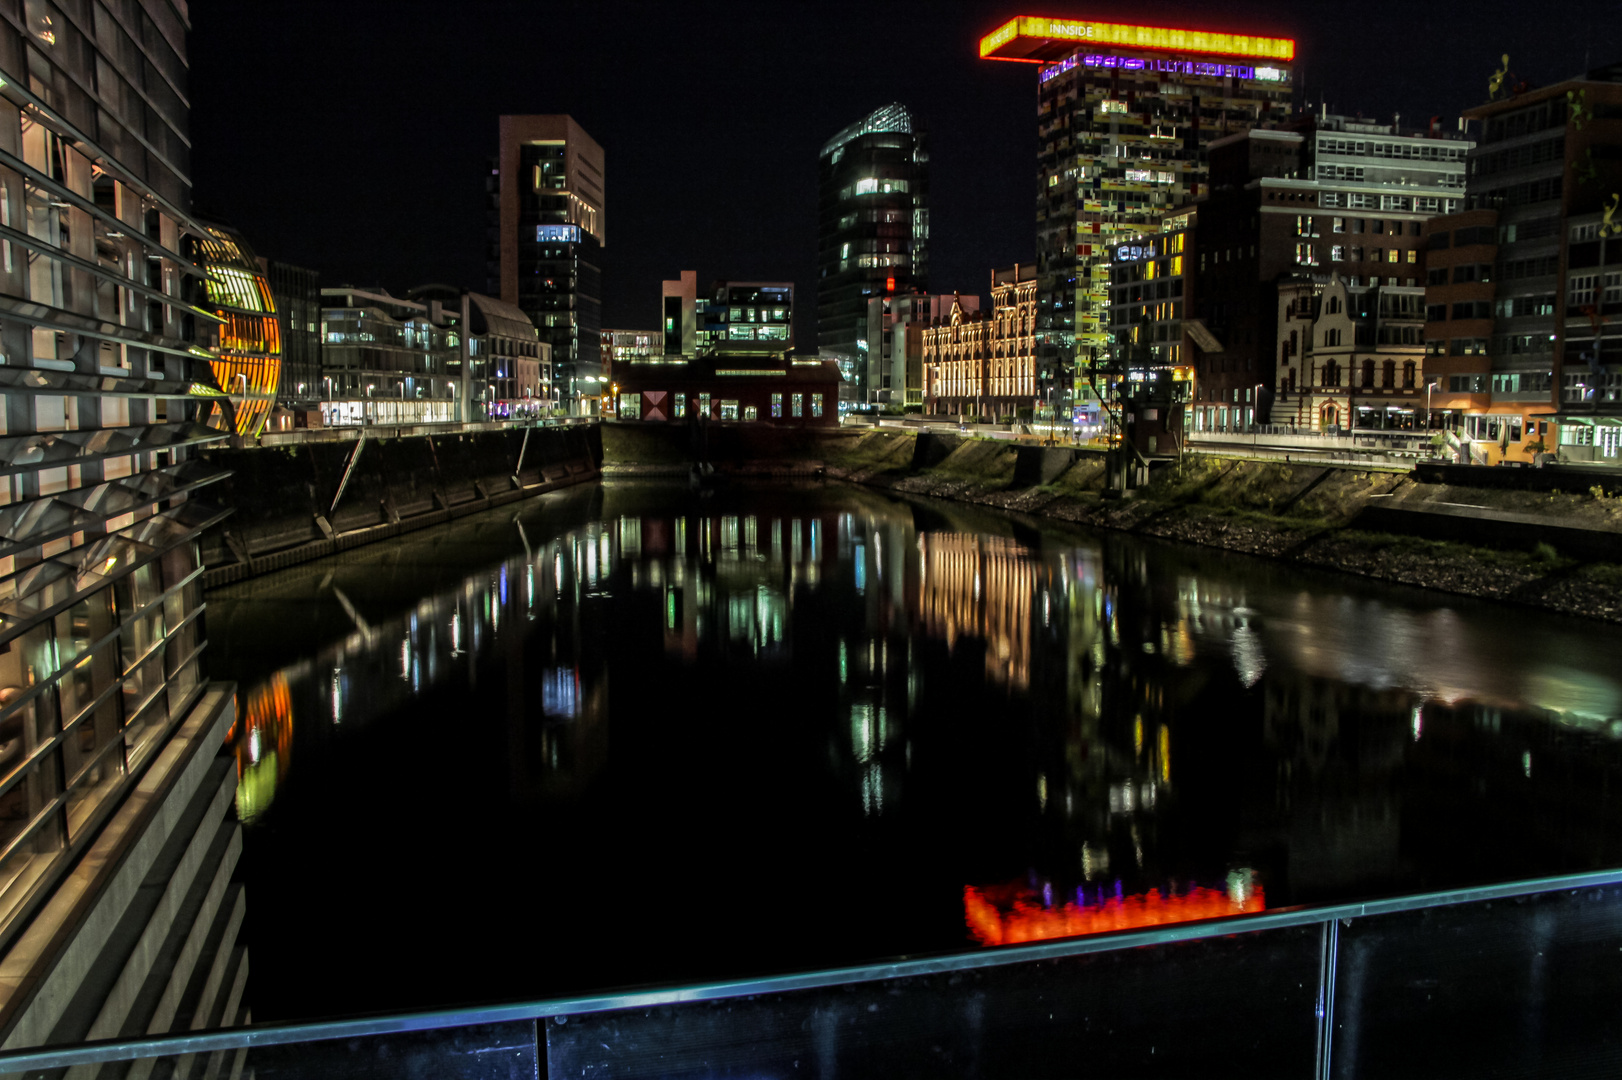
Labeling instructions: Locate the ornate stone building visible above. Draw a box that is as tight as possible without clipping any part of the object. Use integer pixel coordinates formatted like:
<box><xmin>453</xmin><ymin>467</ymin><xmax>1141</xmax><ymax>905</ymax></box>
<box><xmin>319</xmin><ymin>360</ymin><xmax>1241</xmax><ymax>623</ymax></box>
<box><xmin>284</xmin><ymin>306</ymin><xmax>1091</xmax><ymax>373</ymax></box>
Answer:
<box><xmin>923</xmin><ymin>265</ymin><xmax>1038</xmax><ymax>419</ymax></box>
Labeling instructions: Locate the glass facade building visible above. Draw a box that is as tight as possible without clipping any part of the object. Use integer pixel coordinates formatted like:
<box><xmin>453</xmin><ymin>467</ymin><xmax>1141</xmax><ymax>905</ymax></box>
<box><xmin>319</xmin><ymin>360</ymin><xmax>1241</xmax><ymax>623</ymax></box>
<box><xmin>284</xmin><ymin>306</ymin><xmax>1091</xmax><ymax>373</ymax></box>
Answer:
<box><xmin>0</xmin><ymin>0</ymin><xmax>240</xmax><ymax>983</ymax></box>
<box><xmin>816</xmin><ymin>104</ymin><xmax>929</xmax><ymax>402</ymax></box>
<box><xmin>191</xmin><ymin>224</ymin><xmax>281</xmax><ymax>437</ymax></box>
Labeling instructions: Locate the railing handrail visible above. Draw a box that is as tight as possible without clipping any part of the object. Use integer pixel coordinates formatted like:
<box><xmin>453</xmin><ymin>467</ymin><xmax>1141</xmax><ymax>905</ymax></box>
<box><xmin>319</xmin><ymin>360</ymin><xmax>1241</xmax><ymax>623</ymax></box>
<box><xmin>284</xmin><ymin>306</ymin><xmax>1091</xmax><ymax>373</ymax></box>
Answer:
<box><xmin>3</xmin><ymin>864</ymin><xmax>1621</xmax><ymax>1070</ymax></box>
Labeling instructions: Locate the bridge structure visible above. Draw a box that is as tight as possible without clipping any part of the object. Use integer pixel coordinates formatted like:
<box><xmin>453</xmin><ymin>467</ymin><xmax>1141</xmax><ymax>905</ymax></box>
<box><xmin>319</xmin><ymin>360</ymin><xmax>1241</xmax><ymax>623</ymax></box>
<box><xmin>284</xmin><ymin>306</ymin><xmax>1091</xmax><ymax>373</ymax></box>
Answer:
<box><xmin>0</xmin><ymin>866</ymin><xmax>1616</xmax><ymax>1078</ymax></box>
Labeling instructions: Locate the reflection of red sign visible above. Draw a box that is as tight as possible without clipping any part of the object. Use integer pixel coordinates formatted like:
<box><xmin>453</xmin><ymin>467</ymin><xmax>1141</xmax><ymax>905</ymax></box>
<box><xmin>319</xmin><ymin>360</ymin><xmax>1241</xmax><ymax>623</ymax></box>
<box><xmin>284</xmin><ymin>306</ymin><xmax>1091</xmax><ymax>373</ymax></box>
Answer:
<box><xmin>964</xmin><ymin>881</ymin><xmax>1265</xmax><ymax>946</ymax></box>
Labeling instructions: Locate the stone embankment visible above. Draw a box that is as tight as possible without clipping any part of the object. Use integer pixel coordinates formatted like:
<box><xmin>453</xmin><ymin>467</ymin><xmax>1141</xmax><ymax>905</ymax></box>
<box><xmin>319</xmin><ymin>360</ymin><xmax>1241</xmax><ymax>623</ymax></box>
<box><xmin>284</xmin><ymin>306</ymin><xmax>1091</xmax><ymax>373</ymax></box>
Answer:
<box><xmin>819</xmin><ymin>430</ymin><xmax>1622</xmax><ymax>624</ymax></box>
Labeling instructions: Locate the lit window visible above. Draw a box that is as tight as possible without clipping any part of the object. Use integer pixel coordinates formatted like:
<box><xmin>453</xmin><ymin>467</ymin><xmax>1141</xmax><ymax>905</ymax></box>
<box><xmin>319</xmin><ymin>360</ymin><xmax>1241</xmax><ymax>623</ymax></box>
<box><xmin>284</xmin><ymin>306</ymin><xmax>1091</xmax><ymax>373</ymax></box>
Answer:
<box><xmin>792</xmin><ymin>393</ymin><xmax>803</xmax><ymax>418</ymax></box>
<box><xmin>771</xmin><ymin>393</ymin><xmax>782</xmax><ymax>418</ymax></box>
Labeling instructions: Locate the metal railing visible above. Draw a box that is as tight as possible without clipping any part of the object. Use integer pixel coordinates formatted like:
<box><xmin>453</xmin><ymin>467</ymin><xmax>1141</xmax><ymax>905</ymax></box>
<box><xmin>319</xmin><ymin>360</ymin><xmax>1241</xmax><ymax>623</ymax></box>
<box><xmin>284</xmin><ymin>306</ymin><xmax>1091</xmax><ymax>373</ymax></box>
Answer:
<box><xmin>1</xmin><ymin>866</ymin><xmax>1621</xmax><ymax>1077</ymax></box>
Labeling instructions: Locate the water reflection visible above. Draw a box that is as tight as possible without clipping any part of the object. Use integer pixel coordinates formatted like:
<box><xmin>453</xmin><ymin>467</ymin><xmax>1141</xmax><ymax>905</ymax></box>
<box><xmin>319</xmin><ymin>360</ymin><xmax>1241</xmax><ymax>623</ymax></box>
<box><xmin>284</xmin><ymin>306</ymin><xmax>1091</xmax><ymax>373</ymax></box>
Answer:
<box><xmin>219</xmin><ymin>483</ymin><xmax>1622</xmax><ymax>974</ymax></box>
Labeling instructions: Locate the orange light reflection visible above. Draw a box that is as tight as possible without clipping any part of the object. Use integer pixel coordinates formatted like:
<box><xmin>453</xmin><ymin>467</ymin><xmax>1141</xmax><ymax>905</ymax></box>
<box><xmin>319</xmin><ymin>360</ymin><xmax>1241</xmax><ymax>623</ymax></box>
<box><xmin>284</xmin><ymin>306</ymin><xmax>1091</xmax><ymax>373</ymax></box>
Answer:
<box><xmin>964</xmin><ymin>881</ymin><xmax>1265</xmax><ymax>946</ymax></box>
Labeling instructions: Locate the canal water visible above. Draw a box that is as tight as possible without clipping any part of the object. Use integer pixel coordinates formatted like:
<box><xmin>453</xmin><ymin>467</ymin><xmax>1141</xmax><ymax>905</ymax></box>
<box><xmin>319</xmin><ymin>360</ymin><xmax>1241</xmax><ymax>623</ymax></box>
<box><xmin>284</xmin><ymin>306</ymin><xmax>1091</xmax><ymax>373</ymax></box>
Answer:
<box><xmin>205</xmin><ymin>481</ymin><xmax>1622</xmax><ymax>1023</ymax></box>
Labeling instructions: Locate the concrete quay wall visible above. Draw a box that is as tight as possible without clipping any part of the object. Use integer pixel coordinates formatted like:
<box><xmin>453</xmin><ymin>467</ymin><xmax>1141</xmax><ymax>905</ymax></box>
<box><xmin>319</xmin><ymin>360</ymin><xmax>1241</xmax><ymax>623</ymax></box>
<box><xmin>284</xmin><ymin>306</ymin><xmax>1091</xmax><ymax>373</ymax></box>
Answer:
<box><xmin>198</xmin><ymin>423</ymin><xmax>603</xmax><ymax>588</ymax></box>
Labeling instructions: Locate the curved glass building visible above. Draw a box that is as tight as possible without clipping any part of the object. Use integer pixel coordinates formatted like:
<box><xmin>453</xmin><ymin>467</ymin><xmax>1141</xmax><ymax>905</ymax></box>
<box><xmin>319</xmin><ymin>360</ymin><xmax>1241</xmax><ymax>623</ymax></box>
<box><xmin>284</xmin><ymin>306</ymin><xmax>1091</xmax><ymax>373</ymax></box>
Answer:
<box><xmin>192</xmin><ymin>225</ymin><xmax>282</xmax><ymax>437</ymax></box>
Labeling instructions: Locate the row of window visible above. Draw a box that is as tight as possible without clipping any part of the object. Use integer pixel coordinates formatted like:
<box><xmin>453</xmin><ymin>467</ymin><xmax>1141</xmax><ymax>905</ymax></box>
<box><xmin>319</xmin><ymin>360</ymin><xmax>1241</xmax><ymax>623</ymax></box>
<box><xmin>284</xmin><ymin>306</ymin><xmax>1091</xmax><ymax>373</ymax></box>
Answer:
<box><xmin>1318</xmin><ymin>193</ymin><xmax>1458</xmax><ymax>211</ymax></box>
<box><xmin>1318</xmin><ymin>138</ymin><xmax>1468</xmax><ymax>162</ymax></box>
<box><xmin>1427</xmin><ymin>335</ymin><xmax>1552</xmax><ymax>357</ymax></box>
<box><xmin>1298</xmin><ymin>244</ymin><xmax>1419</xmax><ymax>266</ymax></box>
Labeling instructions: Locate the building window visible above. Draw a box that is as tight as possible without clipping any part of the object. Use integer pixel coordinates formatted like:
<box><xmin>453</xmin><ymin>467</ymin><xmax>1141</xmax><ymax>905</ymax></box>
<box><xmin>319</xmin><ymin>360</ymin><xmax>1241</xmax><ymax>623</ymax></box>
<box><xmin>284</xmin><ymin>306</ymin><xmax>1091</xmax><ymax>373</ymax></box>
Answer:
<box><xmin>771</xmin><ymin>393</ymin><xmax>783</xmax><ymax>418</ymax></box>
<box><xmin>744</xmin><ymin>405</ymin><xmax>758</xmax><ymax>421</ymax></box>
<box><xmin>1405</xmin><ymin>250</ymin><xmax>1418</xmax><ymax>264</ymax></box>
<box><xmin>699</xmin><ymin>393</ymin><xmax>711</xmax><ymax>416</ymax></box>
<box><xmin>720</xmin><ymin>400</ymin><xmax>739</xmax><ymax>420</ymax></box>
<box><xmin>1570</xmin><ymin>274</ymin><xmax>1598</xmax><ymax>307</ymax></box>
<box><xmin>1450</xmin><ymin>338</ymin><xmax>1489</xmax><ymax>356</ymax></box>
<box><xmin>791</xmin><ymin>393</ymin><xmax>803</xmax><ymax>418</ymax></box>
<box><xmin>1361</xmin><ymin>360</ymin><xmax>1375</xmax><ymax>387</ymax></box>
<box><xmin>618</xmin><ymin>393</ymin><xmax>640</xmax><ymax>419</ymax></box>
<box><xmin>673</xmin><ymin>395</ymin><xmax>685</xmax><ymax>419</ymax></box>
<box><xmin>811</xmin><ymin>394</ymin><xmax>824</xmax><ymax>418</ymax></box>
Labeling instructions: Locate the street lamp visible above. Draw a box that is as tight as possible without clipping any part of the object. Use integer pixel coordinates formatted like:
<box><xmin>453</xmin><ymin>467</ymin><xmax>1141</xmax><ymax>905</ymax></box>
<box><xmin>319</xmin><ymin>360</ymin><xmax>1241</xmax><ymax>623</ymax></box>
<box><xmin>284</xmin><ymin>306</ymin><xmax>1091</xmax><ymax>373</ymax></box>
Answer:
<box><xmin>1425</xmin><ymin>379</ymin><xmax>1438</xmax><ymax>432</ymax></box>
<box><xmin>1254</xmin><ymin>383</ymin><xmax>1265</xmax><ymax>432</ymax></box>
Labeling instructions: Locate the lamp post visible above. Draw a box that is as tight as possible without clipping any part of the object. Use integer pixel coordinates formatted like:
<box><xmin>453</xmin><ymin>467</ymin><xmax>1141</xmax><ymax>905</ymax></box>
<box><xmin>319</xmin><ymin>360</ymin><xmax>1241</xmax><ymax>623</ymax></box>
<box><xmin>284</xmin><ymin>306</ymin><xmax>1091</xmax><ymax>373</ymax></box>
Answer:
<box><xmin>1254</xmin><ymin>383</ymin><xmax>1264</xmax><ymax>433</ymax></box>
<box><xmin>1425</xmin><ymin>379</ymin><xmax>1437</xmax><ymax>432</ymax></box>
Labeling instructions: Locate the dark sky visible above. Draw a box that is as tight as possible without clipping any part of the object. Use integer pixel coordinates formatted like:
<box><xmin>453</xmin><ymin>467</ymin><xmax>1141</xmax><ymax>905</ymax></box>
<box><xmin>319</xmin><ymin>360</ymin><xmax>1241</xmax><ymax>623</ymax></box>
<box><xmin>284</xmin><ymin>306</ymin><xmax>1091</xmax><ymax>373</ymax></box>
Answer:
<box><xmin>190</xmin><ymin>1</ymin><xmax>1621</xmax><ymax>347</ymax></box>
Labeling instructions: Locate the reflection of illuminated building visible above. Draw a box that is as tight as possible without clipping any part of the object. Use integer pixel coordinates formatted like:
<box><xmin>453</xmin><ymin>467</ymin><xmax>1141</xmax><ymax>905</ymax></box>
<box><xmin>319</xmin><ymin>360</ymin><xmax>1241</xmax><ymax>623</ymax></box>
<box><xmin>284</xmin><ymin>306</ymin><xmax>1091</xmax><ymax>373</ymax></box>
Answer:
<box><xmin>965</xmin><ymin>876</ymin><xmax>1264</xmax><ymax>946</ymax></box>
<box><xmin>917</xmin><ymin>533</ymin><xmax>1034</xmax><ymax>689</ymax></box>
<box><xmin>230</xmin><ymin>674</ymin><xmax>294</xmax><ymax>822</ymax></box>
<box><xmin>192</xmin><ymin>224</ymin><xmax>282</xmax><ymax>437</ymax></box>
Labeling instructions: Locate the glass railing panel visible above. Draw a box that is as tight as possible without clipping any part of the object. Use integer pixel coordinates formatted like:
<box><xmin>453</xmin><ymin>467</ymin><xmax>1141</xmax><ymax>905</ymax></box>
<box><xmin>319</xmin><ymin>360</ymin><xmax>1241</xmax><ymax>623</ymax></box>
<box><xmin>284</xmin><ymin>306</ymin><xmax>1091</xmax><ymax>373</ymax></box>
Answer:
<box><xmin>547</xmin><ymin>923</ymin><xmax>1323</xmax><ymax>1079</ymax></box>
<box><xmin>1330</xmin><ymin>882</ymin><xmax>1622</xmax><ymax>1079</ymax></box>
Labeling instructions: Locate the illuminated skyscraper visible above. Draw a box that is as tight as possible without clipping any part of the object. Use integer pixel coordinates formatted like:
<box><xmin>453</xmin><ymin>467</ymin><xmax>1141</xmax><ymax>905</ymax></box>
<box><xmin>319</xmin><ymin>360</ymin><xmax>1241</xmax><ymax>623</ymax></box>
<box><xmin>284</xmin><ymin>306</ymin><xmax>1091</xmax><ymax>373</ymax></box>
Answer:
<box><xmin>490</xmin><ymin>115</ymin><xmax>605</xmax><ymax>414</ymax></box>
<box><xmin>979</xmin><ymin>17</ymin><xmax>1295</xmax><ymax>415</ymax></box>
<box><xmin>817</xmin><ymin>104</ymin><xmax>929</xmax><ymax>403</ymax></box>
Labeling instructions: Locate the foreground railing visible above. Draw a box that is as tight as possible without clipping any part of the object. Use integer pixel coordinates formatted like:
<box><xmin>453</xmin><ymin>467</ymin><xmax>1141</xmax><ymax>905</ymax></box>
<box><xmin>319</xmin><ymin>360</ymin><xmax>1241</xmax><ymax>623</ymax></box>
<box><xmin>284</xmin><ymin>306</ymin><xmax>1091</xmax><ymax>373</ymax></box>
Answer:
<box><xmin>4</xmin><ymin>867</ymin><xmax>1622</xmax><ymax>1078</ymax></box>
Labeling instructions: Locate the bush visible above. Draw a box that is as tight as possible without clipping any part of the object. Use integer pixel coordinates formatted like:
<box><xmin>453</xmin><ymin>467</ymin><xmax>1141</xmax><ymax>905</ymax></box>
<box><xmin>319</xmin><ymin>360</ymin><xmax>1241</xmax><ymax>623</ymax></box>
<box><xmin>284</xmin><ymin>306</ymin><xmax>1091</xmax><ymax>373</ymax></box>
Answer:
<box><xmin>1533</xmin><ymin>541</ymin><xmax>1560</xmax><ymax>565</ymax></box>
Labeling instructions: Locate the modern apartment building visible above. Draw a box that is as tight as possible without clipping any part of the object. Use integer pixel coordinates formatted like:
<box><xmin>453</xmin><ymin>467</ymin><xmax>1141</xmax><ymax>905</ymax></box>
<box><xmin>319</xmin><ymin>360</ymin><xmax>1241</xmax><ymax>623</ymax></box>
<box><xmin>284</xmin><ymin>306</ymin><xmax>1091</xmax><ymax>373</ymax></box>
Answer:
<box><xmin>865</xmin><ymin>293</ymin><xmax>979</xmax><ymax>408</ymax></box>
<box><xmin>0</xmin><ymin>0</ymin><xmax>247</xmax><ymax>1051</ymax></box>
<box><xmin>1419</xmin><ymin>68</ymin><xmax>1622</xmax><ymax>464</ymax></box>
<box><xmin>979</xmin><ymin>16</ymin><xmax>1295</xmax><ymax>412</ymax></box>
<box><xmin>816</xmin><ymin>103</ymin><xmax>929</xmax><ymax>394</ymax></box>
<box><xmin>489</xmin><ymin>115</ymin><xmax>604</xmax><ymax>413</ymax></box>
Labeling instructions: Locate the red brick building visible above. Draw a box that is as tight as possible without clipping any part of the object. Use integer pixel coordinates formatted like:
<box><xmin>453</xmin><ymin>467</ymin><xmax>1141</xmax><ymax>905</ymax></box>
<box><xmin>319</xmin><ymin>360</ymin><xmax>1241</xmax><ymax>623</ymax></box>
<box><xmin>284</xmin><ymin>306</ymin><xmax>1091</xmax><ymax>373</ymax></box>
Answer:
<box><xmin>610</xmin><ymin>348</ymin><xmax>841</xmax><ymax>427</ymax></box>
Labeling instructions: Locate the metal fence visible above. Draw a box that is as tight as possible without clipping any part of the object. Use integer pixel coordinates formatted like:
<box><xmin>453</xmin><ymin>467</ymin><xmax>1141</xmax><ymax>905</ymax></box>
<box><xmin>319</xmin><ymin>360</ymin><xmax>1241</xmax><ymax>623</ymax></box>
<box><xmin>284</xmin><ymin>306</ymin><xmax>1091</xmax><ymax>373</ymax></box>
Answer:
<box><xmin>3</xmin><ymin>867</ymin><xmax>1622</xmax><ymax>1078</ymax></box>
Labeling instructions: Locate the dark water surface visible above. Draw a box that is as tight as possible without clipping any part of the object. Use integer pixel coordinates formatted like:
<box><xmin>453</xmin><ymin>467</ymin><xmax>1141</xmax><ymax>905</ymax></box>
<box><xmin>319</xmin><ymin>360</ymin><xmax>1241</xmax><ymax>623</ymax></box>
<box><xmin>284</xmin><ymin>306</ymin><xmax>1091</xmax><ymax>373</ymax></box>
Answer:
<box><xmin>205</xmin><ymin>481</ymin><xmax>1622</xmax><ymax>1023</ymax></box>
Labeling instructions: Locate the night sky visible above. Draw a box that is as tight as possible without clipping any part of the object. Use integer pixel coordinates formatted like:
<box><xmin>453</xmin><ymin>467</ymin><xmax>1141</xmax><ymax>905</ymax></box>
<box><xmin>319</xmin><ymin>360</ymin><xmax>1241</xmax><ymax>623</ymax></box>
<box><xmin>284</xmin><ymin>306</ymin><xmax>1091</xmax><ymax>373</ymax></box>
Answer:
<box><xmin>191</xmin><ymin>1</ymin><xmax>1621</xmax><ymax>347</ymax></box>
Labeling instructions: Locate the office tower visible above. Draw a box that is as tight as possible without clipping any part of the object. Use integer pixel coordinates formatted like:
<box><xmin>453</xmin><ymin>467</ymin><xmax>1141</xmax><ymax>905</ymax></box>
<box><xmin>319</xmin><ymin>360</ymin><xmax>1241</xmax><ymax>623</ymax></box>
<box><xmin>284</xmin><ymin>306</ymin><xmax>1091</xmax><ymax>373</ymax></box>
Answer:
<box><xmin>816</xmin><ymin>103</ymin><xmax>929</xmax><ymax>399</ymax></box>
<box><xmin>0</xmin><ymin>1</ymin><xmax>245</xmax><ymax>1046</ymax></box>
<box><xmin>490</xmin><ymin>115</ymin><xmax>604</xmax><ymax>414</ymax></box>
<box><xmin>979</xmin><ymin>16</ymin><xmax>1294</xmax><ymax>414</ymax></box>
<box><xmin>662</xmin><ymin>270</ymin><xmax>698</xmax><ymax>356</ymax></box>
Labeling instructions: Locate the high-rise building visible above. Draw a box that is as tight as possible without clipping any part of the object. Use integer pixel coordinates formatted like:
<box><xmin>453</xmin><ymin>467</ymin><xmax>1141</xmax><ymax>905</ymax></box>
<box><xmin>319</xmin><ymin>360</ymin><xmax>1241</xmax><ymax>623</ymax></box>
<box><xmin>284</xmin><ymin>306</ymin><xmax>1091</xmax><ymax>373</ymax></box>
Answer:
<box><xmin>0</xmin><ymin>1</ymin><xmax>245</xmax><ymax>1047</ymax></box>
<box><xmin>1419</xmin><ymin>67</ymin><xmax>1622</xmax><ymax>466</ymax></box>
<box><xmin>979</xmin><ymin>16</ymin><xmax>1295</xmax><ymax>413</ymax></box>
<box><xmin>489</xmin><ymin>115</ymin><xmax>604</xmax><ymax>414</ymax></box>
<box><xmin>816</xmin><ymin>104</ymin><xmax>929</xmax><ymax>397</ymax></box>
